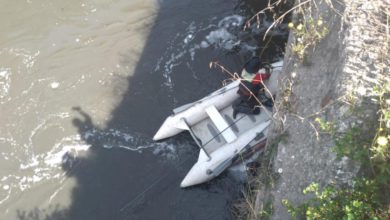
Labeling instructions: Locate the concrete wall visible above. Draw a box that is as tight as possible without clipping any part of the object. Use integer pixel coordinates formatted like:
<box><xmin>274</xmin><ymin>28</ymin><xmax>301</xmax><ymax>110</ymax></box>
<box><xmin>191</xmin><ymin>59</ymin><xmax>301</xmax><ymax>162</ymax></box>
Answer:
<box><xmin>256</xmin><ymin>0</ymin><xmax>387</xmax><ymax>219</ymax></box>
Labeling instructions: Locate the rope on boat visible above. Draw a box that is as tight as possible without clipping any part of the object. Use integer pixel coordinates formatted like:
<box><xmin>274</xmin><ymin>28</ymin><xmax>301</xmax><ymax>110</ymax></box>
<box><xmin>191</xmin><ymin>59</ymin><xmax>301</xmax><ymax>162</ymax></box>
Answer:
<box><xmin>200</xmin><ymin>113</ymin><xmax>248</xmax><ymax>148</ymax></box>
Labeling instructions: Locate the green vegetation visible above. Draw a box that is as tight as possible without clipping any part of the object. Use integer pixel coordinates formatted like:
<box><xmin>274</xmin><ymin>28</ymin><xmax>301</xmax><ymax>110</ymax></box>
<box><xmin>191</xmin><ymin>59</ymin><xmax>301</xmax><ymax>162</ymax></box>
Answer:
<box><xmin>283</xmin><ymin>179</ymin><xmax>384</xmax><ymax>220</ymax></box>
<box><xmin>371</xmin><ymin>82</ymin><xmax>390</xmax><ymax>184</ymax></box>
<box><xmin>258</xmin><ymin>201</ymin><xmax>274</xmax><ymax>219</ymax></box>
<box><xmin>315</xmin><ymin>117</ymin><xmax>336</xmax><ymax>135</ymax></box>
<box><xmin>288</xmin><ymin>17</ymin><xmax>328</xmax><ymax>61</ymax></box>
<box><xmin>280</xmin><ymin>79</ymin><xmax>295</xmax><ymax>113</ymax></box>
<box><xmin>332</xmin><ymin>127</ymin><xmax>371</xmax><ymax>163</ymax></box>
<box><xmin>283</xmin><ymin>81</ymin><xmax>390</xmax><ymax>219</ymax></box>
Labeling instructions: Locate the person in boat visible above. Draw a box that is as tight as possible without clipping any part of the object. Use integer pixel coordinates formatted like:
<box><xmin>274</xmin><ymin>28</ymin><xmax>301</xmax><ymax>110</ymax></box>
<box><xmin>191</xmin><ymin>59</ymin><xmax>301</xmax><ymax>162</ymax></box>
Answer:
<box><xmin>232</xmin><ymin>57</ymin><xmax>273</xmax><ymax>119</ymax></box>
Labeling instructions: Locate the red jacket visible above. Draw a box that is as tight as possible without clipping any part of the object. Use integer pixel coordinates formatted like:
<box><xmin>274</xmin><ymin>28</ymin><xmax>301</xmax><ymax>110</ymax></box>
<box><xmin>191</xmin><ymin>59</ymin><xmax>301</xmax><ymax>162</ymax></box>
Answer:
<box><xmin>251</xmin><ymin>72</ymin><xmax>271</xmax><ymax>85</ymax></box>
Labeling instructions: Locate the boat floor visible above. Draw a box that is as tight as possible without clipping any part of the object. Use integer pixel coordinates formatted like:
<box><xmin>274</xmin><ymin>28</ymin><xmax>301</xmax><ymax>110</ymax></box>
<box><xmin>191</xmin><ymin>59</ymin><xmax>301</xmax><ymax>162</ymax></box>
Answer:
<box><xmin>191</xmin><ymin>101</ymin><xmax>272</xmax><ymax>154</ymax></box>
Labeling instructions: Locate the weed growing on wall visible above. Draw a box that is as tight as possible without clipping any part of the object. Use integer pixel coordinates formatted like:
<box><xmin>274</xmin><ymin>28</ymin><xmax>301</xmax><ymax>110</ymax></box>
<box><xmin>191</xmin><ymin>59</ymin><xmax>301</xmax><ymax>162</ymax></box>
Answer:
<box><xmin>371</xmin><ymin>81</ymin><xmax>390</xmax><ymax>184</ymax></box>
<box><xmin>288</xmin><ymin>17</ymin><xmax>328</xmax><ymax>61</ymax></box>
<box><xmin>315</xmin><ymin>117</ymin><xmax>336</xmax><ymax>135</ymax></box>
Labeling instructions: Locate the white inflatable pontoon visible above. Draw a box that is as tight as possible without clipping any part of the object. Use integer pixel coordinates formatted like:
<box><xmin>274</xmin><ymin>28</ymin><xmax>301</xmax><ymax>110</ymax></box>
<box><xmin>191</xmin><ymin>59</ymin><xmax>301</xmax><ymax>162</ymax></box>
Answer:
<box><xmin>154</xmin><ymin>61</ymin><xmax>283</xmax><ymax>187</ymax></box>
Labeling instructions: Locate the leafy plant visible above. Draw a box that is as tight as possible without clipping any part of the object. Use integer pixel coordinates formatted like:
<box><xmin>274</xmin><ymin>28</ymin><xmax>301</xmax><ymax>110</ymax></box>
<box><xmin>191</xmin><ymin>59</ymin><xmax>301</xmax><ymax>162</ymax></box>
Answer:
<box><xmin>258</xmin><ymin>201</ymin><xmax>274</xmax><ymax>219</ymax></box>
<box><xmin>370</xmin><ymin>82</ymin><xmax>390</xmax><ymax>184</ymax></box>
<box><xmin>315</xmin><ymin>118</ymin><xmax>336</xmax><ymax>135</ymax></box>
<box><xmin>332</xmin><ymin>127</ymin><xmax>371</xmax><ymax>163</ymax></box>
<box><xmin>284</xmin><ymin>180</ymin><xmax>389</xmax><ymax>220</ymax></box>
<box><xmin>288</xmin><ymin>17</ymin><xmax>328</xmax><ymax>61</ymax></box>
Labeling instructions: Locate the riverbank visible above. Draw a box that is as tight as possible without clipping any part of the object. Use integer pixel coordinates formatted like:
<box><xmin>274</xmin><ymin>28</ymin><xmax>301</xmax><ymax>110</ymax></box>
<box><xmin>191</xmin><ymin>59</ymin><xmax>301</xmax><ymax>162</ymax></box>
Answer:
<box><xmin>249</xmin><ymin>0</ymin><xmax>389</xmax><ymax>219</ymax></box>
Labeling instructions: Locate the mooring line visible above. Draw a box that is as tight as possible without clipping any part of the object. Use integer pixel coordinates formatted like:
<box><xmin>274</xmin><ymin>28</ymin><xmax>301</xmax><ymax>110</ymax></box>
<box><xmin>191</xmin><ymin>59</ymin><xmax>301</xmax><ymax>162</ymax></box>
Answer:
<box><xmin>119</xmin><ymin>155</ymin><xmax>192</xmax><ymax>212</ymax></box>
<box><xmin>119</xmin><ymin>172</ymin><xmax>170</xmax><ymax>212</ymax></box>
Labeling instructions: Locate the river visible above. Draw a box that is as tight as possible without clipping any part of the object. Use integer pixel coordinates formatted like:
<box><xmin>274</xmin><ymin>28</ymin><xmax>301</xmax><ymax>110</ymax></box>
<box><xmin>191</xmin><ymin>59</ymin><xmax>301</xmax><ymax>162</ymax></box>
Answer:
<box><xmin>0</xmin><ymin>0</ymin><xmax>287</xmax><ymax>219</ymax></box>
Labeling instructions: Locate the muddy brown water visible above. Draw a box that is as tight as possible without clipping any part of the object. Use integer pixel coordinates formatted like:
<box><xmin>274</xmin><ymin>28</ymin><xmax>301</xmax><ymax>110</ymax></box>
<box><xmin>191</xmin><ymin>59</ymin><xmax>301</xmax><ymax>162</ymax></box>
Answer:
<box><xmin>0</xmin><ymin>0</ymin><xmax>287</xmax><ymax>219</ymax></box>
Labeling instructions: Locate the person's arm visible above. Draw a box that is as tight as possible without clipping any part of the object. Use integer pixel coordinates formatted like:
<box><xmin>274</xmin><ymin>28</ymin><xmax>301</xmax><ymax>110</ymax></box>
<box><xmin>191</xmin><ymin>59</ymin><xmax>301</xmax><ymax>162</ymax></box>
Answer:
<box><xmin>252</xmin><ymin>72</ymin><xmax>271</xmax><ymax>84</ymax></box>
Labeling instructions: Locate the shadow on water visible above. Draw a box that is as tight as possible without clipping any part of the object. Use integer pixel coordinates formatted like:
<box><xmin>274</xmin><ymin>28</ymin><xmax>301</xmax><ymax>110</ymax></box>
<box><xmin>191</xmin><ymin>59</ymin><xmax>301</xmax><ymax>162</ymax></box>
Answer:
<box><xmin>16</xmin><ymin>1</ymin><xmax>241</xmax><ymax>220</ymax></box>
<box><xmin>16</xmin><ymin>0</ymin><xmax>289</xmax><ymax>219</ymax></box>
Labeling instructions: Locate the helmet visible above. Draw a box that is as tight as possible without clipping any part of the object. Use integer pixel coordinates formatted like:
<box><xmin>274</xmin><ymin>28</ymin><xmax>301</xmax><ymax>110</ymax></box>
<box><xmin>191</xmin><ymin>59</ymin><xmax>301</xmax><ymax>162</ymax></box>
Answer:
<box><xmin>244</xmin><ymin>57</ymin><xmax>262</xmax><ymax>74</ymax></box>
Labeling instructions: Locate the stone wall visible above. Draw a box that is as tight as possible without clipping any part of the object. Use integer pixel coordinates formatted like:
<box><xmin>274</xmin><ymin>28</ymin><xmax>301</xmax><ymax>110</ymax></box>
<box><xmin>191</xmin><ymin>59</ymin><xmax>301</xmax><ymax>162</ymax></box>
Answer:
<box><xmin>255</xmin><ymin>0</ymin><xmax>387</xmax><ymax>219</ymax></box>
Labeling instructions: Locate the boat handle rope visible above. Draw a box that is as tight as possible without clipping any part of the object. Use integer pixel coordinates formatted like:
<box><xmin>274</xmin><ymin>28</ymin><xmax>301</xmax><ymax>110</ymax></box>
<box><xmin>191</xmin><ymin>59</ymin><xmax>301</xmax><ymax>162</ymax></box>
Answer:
<box><xmin>181</xmin><ymin>118</ymin><xmax>212</xmax><ymax>161</ymax></box>
<box><xmin>201</xmin><ymin>113</ymin><xmax>248</xmax><ymax>149</ymax></box>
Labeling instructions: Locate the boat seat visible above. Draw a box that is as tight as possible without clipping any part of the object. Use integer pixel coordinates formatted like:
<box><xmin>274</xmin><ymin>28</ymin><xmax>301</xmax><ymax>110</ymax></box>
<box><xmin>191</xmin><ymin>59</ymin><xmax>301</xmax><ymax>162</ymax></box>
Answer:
<box><xmin>205</xmin><ymin>105</ymin><xmax>237</xmax><ymax>143</ymax></box>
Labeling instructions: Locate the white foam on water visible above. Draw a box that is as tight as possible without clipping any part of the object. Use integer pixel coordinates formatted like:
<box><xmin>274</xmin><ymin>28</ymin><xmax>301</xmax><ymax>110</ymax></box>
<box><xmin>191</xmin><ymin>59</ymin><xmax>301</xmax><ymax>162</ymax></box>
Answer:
<box><xmin>217</xmin><ymin>15</ymin><xmax>245</xmax><ymax>29</ymax></box>
<box><xmin>44</xmin><ymin>142</ymin><xmax>91</xmax><ymax>168</ymax></box>
<box><xmin>0</xmin><ymin>112</ymin><xmax>178</xmax><ymax>205</ymax></box>
<box><xmin>91</xmin><ymin>128</ymin><xmax>180</xmax><ymax>160</ymax></box>
<box><xmin>20</xmin><ymin>133</ymin><xmax>89</xmax><ymax>170</ymax></box>
<box><xmin>50</xmin><ymin>82</ymin><xmax>60</xmax><ymax>89</ymax></box>
<box><xmin>20</xmin><ymin>157</ymin><xmax>40</xmax><ymax>170</ymax></box>
<box><xmin>0</xmin><ymin>187</ymin><xmax>11</xmax><ymax>205</ymax></box>
<box><xmin>0</xmin><ymin>112</ymin><xmax>93</xmax><ymax>204</ymax></box>
<box><xmin>152</xmin><ymin>142</ymin><xmax>178</xmax><ymax>160</ymax></box>
<box><xmin>6</xmin><ymin>48</ymin><xmax>40</xmax><ymax>73</ymax></box>
<box><xmin>0</xmin><ymin>112</ymin><xmax>91</xmax><ymax>202</ymax></box>
<box><xmin>80</xmin><ymin>128</ymin><xmax>179</xmax><ymax>160</ymax></box>
<box><xmin>154</xmin><ymin>15</ymin><xmax>245</xmax><ymax>94</ymax></box>
<box><xmin>0</xmin><ymin>134</ymin><xmax>91</xmax><ymax>199</ymax></box>
<box><xmin>0</xmin><ymin>48</ymin><xmax>40</xmax><ymax>104</ymax></box>
<box><xmin>25</xmin><ymin>112</ymin><xmax>72</xmax><ymax>157</ymax></box>
<box><xmin>0</xmin><ymin>68</ymin><xmax>11</xmax><ymax>101</ymax></box>
<box><xmin>103</xmin><ymin>144</ymin><xmax>113</xmax><ymax>149</ymax></box>
<box><xmin>162</xmin><ymin>50</ymin><xmax>186</xmax><ymax>89</ymax></box>
<box><xmin>200</xmin><ymin>41</ymin><xmax>209</xmax><ymax>48</ymax></box>
<box><xmin>228</xmin><ymin>163</ymin><xmax>248</xmax><ymax>182</ymax></box>
<box><xmin>184</xmin><ymin>34</ymin><xmax>194</xmax><ymax>44</ymax></box>
<box><xmin>117</xmin><ymin>144</ymin><xmax>152</xmax><ymax>152</ymax></box>
<box><xmin>228</xmin><ymin>150</ymin><xmax>263</xmax><ymax>182</ymax></box>
<box><xmin>204</xmin><ymin>28</ymin><xmax>237</xmax><ymax>50</ymax></box>
<box><xmin>202</xmin><ymin>15</ymin><xmax>244</xmax><ymax>50</ymax></box>
<box><xmin>88</xmin><ymin>128</ymin><xmax>172</xmax><ymax>156</ymax></box>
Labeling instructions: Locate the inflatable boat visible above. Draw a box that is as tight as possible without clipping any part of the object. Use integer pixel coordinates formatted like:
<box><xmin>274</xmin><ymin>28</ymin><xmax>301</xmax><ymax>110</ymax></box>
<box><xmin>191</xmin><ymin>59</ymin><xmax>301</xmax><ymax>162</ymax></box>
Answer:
<box><xmin>154</xmin><ymin>61</ymin><xmax>283</xmax><ymax>187</ymax></box>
